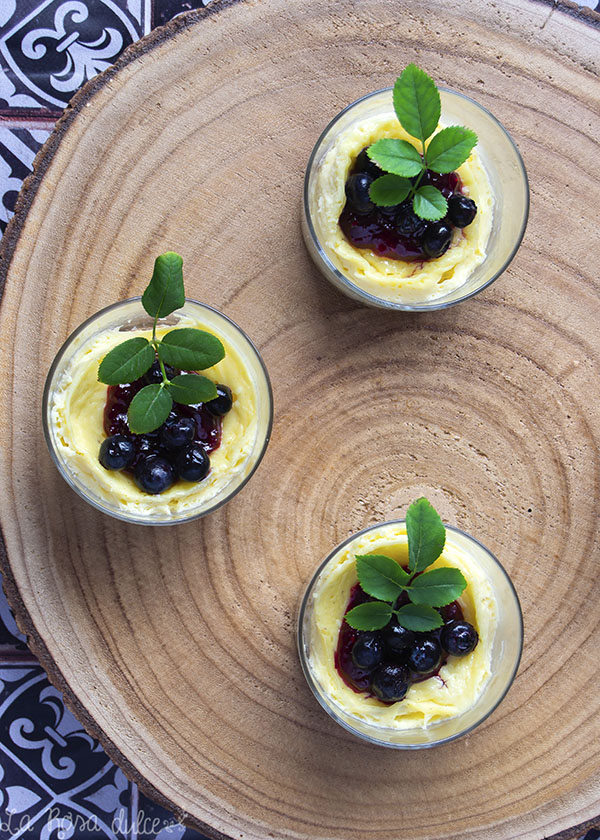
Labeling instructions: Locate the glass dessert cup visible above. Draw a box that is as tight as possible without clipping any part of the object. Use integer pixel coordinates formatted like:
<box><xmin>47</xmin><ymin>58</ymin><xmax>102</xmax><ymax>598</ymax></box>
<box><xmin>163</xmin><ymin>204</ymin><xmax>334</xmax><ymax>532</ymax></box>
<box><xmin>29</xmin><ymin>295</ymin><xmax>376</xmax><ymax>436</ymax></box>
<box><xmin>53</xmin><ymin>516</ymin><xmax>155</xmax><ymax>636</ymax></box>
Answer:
<box><xmin>302</xmin><ymin>87</ymin><xmax>529</xmax><ymax>311</ymax></box>
<box><xmin>43</xmin><ymin>298</ymin><xmax>273</xmax><ymax>526</ymax></box>
<box><xmin>298</xmin><ymin>521</ymin><xmax>523</xmax><ymax>748</ymax></box>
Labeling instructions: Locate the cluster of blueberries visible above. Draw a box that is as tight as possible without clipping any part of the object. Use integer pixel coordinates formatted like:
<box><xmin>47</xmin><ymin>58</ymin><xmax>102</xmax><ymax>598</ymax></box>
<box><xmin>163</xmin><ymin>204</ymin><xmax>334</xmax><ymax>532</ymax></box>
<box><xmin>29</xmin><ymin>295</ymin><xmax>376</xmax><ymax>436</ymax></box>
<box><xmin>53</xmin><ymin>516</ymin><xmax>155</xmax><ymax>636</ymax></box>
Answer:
<box><xmin>350</xmin><ymin>616</ymin><xmax>479</xmax><ymax>703</ymax></box>
<box><xmin>339</xmin><ymin>147</ymin><xmax>478</xmax><ymax>261</ymax></box>
<box><xmin>98</xmin><ymin>378</ymin><xmax>233</xmax><ymax>494</ymax></box>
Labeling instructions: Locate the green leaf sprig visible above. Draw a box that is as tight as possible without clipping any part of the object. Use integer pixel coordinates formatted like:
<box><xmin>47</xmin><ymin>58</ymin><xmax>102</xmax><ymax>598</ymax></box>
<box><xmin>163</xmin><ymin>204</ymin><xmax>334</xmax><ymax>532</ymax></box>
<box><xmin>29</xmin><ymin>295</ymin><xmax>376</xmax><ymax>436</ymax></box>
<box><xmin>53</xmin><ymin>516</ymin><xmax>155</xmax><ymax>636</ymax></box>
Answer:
<box><xmin>97</xmin><ymin>252</ymin><xmax>224</xmax><ymax>434</ymax></box>
<box><xmin>345</xmin><ymin>498</ymin><xmax>467</xmax><ymax>633</ymax></box>
<box><xmin>367</xmin><ymin>65</ymin><xmax>478</xmax><ymax>221</ymax></box>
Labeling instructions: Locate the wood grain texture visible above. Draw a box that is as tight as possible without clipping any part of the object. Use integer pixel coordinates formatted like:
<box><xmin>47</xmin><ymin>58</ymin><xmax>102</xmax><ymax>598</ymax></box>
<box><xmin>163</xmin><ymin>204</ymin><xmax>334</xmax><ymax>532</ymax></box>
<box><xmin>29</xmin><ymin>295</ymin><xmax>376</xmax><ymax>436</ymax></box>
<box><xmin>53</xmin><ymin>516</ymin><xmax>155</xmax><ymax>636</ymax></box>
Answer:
<box><xmin>0</xmin><ymin>0</ymin><xmax>599</xmax><ymax>838</ymax></box>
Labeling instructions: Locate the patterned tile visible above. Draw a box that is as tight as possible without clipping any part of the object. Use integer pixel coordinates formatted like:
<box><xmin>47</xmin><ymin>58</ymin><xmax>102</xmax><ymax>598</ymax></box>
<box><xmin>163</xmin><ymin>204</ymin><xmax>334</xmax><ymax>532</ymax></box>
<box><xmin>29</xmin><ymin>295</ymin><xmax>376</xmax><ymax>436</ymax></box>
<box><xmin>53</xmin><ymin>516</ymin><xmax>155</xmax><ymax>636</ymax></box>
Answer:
<box><xmin>151</xmin><ymin>0</ymin><xmax>210</xmax><ymax>29</ymax></box>
<box><xmin>0</xmin><ymin>125</ymin><xmax>51</xmax><ymax>233</ymax></box>
<box><xmin>0</xmin><ymin>574</ymin><xmax>29</xmax><ymax>654</ymax></box>
<box><xmin>0</xmin><ymin>0</ymin><xmax>150</xmax><ymax>114</ymax></box>
<box><xmin>0</xmin><ymin>663</ymin><xmax>210</xmax><ymax>839</ymax></box>
<box><xmin>0</xmin><ymin>663</ymin><xmax>136</xmax><ymax>838</ymax></box>
<box><xmin>134</xmin><ymin>791</ymin><xmax>207</xmax><ymax>839</ymax></box>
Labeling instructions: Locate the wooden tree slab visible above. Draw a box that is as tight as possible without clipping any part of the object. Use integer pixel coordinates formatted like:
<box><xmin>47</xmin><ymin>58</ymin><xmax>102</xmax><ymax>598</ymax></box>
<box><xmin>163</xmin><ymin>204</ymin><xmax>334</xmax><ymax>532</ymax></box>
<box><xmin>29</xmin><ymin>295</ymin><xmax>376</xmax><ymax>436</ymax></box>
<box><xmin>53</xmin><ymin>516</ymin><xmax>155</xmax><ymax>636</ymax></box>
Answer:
<box><xmin>1</xmin><ymin>0</ymin><xmax>599</xmax><ymax>838</ymax></box>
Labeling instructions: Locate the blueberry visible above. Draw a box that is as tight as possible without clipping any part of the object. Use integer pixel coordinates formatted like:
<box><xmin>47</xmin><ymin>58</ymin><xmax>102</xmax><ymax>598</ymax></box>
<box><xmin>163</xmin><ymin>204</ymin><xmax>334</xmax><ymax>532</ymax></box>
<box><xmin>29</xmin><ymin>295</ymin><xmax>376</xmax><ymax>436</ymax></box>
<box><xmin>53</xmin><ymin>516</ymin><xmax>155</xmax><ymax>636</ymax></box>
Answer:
<box><xmin>395</xmin><ymin>202</ymin><xmax>426</xmax><ymax>237</ymax></box>
<box><xmin>344</xmin><ymin>173</ymin><xmax>374</xmax><ymax>215</ymax></box>
<box><xmin>440</xmin><ymin>620</ymin><xmax>479</xmax><ymax>656</ymax></box>
<box><xmin>135</xmin><ymin>433</ymin><xmax>161</xmax><ymax>459</ymax></box>
<box><xmin>371</xmin><ymin>664</ymin><xmax>411</xmax><ymax>703</ymax></box>
<box><xmin>421</xmin><ymin>221</ymin><xmax>453</xmax><ymax>259</ymax></box>
<box><xmin>206</xmin><ymin>384</ymin><xmax>233</xmax><ymax>416</ymax></box>
<box><xmin>160</xmin><ymin>416</ymin><xmax>196</xmax><ymax>450</ymax></box>
<box><xmin>353</xmin><ymin>148</ymin><xmax>382</xmax><ymax>179</ymax></box>
<box><xmin>144</xmin><ymin>360</ymin><xmax>176</xmax><ymax>385</ymax></box>
<box><xmin>378</xmin><ymin>204</ymin><xmax>401</xmax><ymax>217</ymax></box>
<box><xmin>441</xmin><ymin>601</ymin><xmax>463</xmax><ymax>623</ymax></box>
<box><xmin>175</xmin><ymin>443</ymin><xmax>210</xmax><ymax>482</ymax></box>
<box><xmin>447</xmin><ymin>194</ymin><xmax>477</xmax><ymax>228</ymax></box>
<box><xmin>98</xmin><ymin>435</ymin><xmax>135</xmax><ymax>471</ymax></box>
<box><xmin>408</xmin><ymin>637</ymin><xmax>443</xmax><ymax>674</ymax></box>
<box><xmin>351</xmin><ymin>633</ymin><xmax>384</xmax><ymax>672</ymax></box>
<box><xmin>134</xmin><ymin>455</ymin><xmax>175</xmax><ymax>494</ymax></box>
<box><xmin>382</xmin><ymin>621</ymin><xmax>416</xmax><ymax>657</ymax></box>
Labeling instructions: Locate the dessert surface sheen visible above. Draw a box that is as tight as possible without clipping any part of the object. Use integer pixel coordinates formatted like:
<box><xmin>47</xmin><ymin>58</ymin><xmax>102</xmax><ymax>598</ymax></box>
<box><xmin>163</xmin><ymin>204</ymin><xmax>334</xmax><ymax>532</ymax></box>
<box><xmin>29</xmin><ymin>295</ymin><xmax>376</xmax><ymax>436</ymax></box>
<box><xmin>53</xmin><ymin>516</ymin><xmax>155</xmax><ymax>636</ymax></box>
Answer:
<box><xmin>311</xmin><ymin>112</ymin><xmax>493</xmax><ymax>304</ymax></box>
<box><xmin>308</xmin><ymin>523</ymin><xmax>496</xmax><ymax>729</ymax></box>
<box><xmin>49</xmin><ymin>314</ymin><xmax>258</xmax><ymax>517</ymax></box>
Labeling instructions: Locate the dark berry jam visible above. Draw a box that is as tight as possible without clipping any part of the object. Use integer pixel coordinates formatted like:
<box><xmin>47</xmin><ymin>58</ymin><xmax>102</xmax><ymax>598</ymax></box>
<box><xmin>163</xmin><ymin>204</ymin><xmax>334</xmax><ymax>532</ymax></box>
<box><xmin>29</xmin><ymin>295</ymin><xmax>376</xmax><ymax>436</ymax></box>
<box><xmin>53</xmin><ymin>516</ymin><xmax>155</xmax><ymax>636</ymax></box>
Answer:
<box><xmin>335</xmin><ymin>584</ymin><xmax>374</xmax><ymax>694</ymax></box>
<box><xmin>339</xmin><ymin>147</ymin><xmax>468</xmax><ymax>262</ymax></box>
<box><xmin>103</xmin><ymin>367</ymin><xmax>222</xmax><ymax>473</ymax></box>
<box><xmin>338</xmin><ymin>208</ymin><xmax>426</xmax><ymax>262</ymax></box>
<box><xmin>335</xmin><ymin>581</ymin><xmax>466</xmax><ymax>703</ymax></box>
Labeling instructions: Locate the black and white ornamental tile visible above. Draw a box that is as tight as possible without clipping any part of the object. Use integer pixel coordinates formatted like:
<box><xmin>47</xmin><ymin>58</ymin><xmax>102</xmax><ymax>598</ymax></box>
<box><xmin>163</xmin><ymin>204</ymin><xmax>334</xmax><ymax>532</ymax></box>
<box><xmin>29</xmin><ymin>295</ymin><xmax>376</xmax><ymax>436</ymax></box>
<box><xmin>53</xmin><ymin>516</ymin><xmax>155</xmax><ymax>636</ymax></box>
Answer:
<box><xmin>0</xmin><ymin>663</ymin><xmax>131</xmax><ymax>838</ymax></box>
<box><xmin>0</xmin><ymin>0</ymin><xmax>151</xmax><ymax>114</ymax></box>
<box><xmin>0</xmin><ymin>575</ymin><xmax>30</xmax><ymax>654</ymax></box>
<box><xmin>0</xmin><ymin>125</ymin><xmax>52</xmax><ymax>234</ymax></box>
<box><xmin>0</xmin><ymin>664</ymin><xmax>208</xmax><ymax>839</ymax></box>
<box><xmin>134</xmin><ymin>791</ymin><xmax>207</xmax><ymax>840</ymax></box>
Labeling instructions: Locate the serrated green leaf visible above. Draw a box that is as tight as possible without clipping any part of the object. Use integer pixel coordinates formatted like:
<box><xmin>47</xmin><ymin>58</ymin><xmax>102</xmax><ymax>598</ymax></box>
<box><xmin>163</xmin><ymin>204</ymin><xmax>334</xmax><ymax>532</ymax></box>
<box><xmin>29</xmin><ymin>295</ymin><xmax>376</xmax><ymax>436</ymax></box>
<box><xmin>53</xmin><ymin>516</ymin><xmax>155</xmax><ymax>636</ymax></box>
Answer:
<box><xmin>406</xmin><ymin>497</ymin><xmax>446</xmax><ymax>573</ymax></box>
<box><xmin>407</xmin><ymin>567</ymin><xmax>467</xmax><ymax>607</ymax></box>
<box><xmin>158</xmin><ymin>328</ymin><xmax>225</xmax><ymax>370</ymax></box>
<box><xmin>367</xmin><ymin>138</ymin><xmax>423</xmax><ymax>178</ymax></box>
<box><xmin>413</xmin><ymin>186</ymin><xmax>448</xmax><ymax>221</ymax></box>
<box><xmin>393</xmin><ymin>64</ymin><xmax>441</xmax><ymax>145</ymax></box>
<box><xmin>344</xmin><ymin>601</ymin><xmax>393</xmax><ymax>631</ymax></box>
<box><xmin>369</xmin><ymin>174</ymin><xmax>411</xmax><ymax>207</ymax></box>
<box><xmin>141</xmin><ymin>252</ymin><xmax>185</xmax><ymax>319</ymax></box>
<box><xmin>395</xmin><ymin>603</ymin><xmax>443</xmax><ymax>632</ymax></box>
<box><xmin>355</xmin><ymin>554</ymin><xmax>410</xmax><ymax>601</ymax></box>
<box><xmin>97</xmin><ymin>337</ymin><xmax>154</xmax><ymax>385</ymax></box>
<box><xmin>127</xmin><ymin>384</ymin><xmax>173</xmax><ymax>434</ymax></box>
<box><xmin>426</xmin><ymin>126</ymin><xmax>478</xmax><ymax>174</ymax></box>
<box><xmin>167</xmin><ymin>374</ymin><xmax>217</xmax><ymax>405</ymax></box>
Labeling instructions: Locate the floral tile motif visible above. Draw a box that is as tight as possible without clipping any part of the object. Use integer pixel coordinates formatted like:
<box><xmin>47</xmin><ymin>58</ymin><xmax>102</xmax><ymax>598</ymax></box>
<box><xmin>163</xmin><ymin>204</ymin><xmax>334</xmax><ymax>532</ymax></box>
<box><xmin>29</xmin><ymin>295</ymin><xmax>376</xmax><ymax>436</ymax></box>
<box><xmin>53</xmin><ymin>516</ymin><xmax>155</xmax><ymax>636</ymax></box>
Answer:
<box><xmin>0</xmin><ymin>663</ymin><xmax>209</xmax><ymax>838</ymax></box>
<box><xmin>0</xmin><ymin>663</ymin><xmax>135</xmax><ymax>838</ymax></box>
<box><xmin>0</xmin><ymin>0</ymin><xmax>151</xmax><ymax>113</ymax></box>
<box><xmin>0</xmin><ymin>125</ymin><xmax>51</xmax><ymax>233</ymax></box>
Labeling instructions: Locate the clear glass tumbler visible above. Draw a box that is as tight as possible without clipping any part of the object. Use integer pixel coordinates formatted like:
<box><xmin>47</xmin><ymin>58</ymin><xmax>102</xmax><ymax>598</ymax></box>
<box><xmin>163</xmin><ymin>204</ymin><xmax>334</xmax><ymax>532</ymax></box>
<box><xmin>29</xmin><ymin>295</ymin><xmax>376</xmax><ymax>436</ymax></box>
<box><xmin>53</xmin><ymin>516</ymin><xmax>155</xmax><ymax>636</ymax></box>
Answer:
<box><xmin>298</xmin><ymin>521</ymin><xmax>523</xmax><ymax>747</ymax></box>
<box><xmin>43</xmin><ymin>298</ymin><xmax>273</xmax><ymax>525</ymax></box>
<box><xmin>302</xmin><ymin>87</ymin><xmax>529</xmax><ymax>310</ymax></box>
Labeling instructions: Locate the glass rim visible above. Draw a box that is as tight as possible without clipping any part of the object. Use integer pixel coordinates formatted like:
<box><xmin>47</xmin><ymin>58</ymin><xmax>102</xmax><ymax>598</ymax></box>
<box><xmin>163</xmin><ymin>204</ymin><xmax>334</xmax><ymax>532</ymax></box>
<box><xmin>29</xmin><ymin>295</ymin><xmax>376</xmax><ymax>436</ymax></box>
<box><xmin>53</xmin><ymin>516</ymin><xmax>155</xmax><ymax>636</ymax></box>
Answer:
<box><xmin>297</xmin><ymin>519</ymin><xmax>524</xmax><ymax>749</ymax></box>
<box><xmin>303</xmin><ymin>86</ymin><xmax>530</xmax><ymax>312</ymax></box>
<box><xmin>42</xmin><ymin>296</ymin><xmax>274</xmax><ymax>526</ymax></box>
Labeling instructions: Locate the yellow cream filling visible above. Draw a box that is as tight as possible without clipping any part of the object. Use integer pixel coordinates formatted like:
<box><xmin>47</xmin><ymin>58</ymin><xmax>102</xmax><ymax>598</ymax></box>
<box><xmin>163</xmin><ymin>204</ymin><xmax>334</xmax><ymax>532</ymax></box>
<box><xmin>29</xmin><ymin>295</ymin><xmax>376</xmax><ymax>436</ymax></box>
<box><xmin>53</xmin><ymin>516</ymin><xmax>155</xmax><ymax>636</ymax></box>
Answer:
<box><xmin>308</xmin><ymin>523</ymin><xmax>496</xmax><ymax>730</ymax></box>
<box><xmin>310</xmin><ymin>114</ymin><xmax>493</xmax><ymax>304</ymax></box>
<box><xmin>50</xmin><ymin>315</ymin><xmax>258</xmax><ymax>518</ymax></box>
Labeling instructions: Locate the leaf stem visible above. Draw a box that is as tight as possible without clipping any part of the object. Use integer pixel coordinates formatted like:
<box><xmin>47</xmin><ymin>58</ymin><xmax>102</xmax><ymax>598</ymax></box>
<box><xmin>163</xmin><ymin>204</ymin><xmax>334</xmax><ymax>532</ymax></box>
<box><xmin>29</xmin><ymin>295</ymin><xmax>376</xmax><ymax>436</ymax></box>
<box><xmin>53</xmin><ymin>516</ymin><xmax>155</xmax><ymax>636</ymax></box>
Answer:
<box><xmin>404</xmin><ymin>162</ymin><xmax>428</xmax><ymax>207</ymax></box>
<box><xmin>151</xmin><ymin>314</ymin><xmax>170</xmax><ymax>386</ymax></box>
<box><xmin>157</xmin><ymin>356</ymin><xmax>170</xmax><ymax>386</ymax></box>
